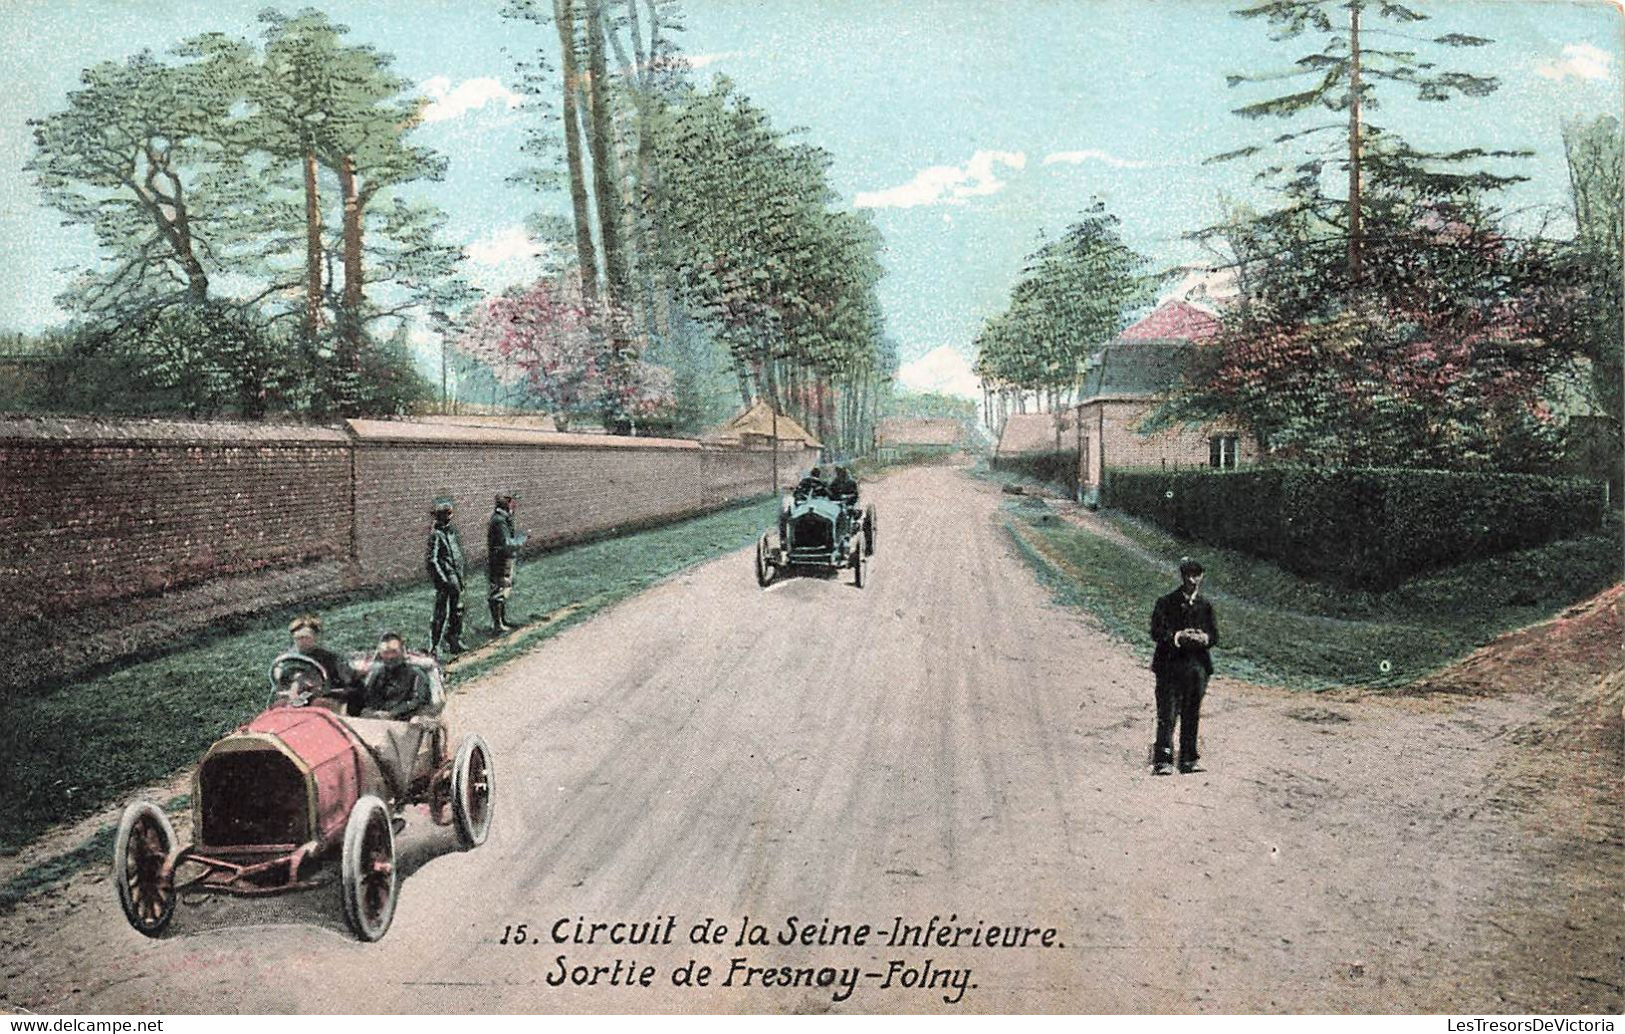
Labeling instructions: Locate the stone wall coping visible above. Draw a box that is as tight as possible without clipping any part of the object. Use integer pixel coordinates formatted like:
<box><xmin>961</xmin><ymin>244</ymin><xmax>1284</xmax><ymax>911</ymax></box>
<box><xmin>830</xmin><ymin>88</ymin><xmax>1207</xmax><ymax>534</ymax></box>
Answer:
<box><xmin>0</xmin><ymin>416</ymin><xmax>350</xmax><ymax>445</ymax></box>
<box><xmin>346</xmin><ymin>418</ymin><xmax>704</xmax><ymax>450</ymax></box>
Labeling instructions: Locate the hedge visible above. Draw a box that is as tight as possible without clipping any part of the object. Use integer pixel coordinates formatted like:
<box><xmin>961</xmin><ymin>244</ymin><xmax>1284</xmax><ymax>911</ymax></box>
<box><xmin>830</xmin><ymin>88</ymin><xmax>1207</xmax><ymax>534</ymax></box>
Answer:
<box><xmin>993</xmin><ymin>450</ymin><xmax>1078</xmax><ymax>493</ymax></box>
<box><xmin>1105</xmin><ymin>467</ymin><xmax>1608</xmax><ymax>589</ymax></box>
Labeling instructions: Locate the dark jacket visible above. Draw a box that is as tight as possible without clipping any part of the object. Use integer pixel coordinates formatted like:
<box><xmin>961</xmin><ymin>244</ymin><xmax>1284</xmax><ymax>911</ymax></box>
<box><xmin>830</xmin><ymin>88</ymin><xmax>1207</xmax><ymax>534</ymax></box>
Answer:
<box><xmin>357</xmin><ymin>661</ymin><xmax>431</xmax><ymax>719</ymax></box>
<box><xmin>426</xmin><ymin>520</ymin><xmax>465</xmax><ymax>590</ymax></box>
<box><xmin>487</xmin><ymin>505</ymin><xmax>525</xmax><ymax>574</ymax></box>
<box><xmin>830</xmin><ymin>473</ymin><xmax>859</xmax><ymax>502</ymax></box>
<box><xmin>1150</xmin><ymin>588</ymin><xmax>1219</xmax><ymax>676</ymax></box>
<box><xmin>301</xmin><ymin>644</ymin><xmax>357</xmax><ymax>690</ymax></box>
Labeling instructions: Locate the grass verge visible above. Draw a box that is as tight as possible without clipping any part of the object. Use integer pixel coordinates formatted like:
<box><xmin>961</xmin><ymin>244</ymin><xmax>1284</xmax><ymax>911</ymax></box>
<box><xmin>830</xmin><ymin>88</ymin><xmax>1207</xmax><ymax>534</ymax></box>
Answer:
<box><xmin>0</xmin><ymin>496</ymin><xmax>779</xmax><ymax>860</ymax></box>
<box><xmin>1003</xmin><ymin>497</ymin><xmax>1621</xmax><ymax>691</ymax></box>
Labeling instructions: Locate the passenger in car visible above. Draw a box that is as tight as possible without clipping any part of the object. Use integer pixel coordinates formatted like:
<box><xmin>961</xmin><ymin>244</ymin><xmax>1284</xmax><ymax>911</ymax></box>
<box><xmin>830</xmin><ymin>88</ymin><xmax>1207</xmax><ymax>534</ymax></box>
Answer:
<box><xmin>356</xmin><ymin>632</ymin><xmax>433</xmax><ymax>720</ymax></box>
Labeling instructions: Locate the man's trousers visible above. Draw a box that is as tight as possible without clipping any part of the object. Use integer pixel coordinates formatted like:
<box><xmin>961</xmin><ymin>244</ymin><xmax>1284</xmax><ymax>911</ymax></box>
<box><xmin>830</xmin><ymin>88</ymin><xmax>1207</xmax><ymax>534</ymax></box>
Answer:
<box><xmin>1153</xmin><ymin>665</ymin><xmax>1207</xmax><ymax>766</ymax></box>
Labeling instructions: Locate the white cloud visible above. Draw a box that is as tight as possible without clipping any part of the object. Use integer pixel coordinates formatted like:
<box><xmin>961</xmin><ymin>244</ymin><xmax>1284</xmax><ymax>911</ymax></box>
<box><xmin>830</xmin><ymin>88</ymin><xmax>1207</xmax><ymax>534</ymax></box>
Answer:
<box><xmin>1536</xmin><ymin>43</ymin><xmax>1614</xmax><ymax>82</ymax></box>
<box><xmin>420</xmin><ymin>76</ymin><xmax>523</xmax><ymax>123</ymax></box>
<box><xmin>897</xmin><ymin>346</ymin><xmax>982</xmax><ymax>399</ymax></box>
<box><xmin>1042</xmin><ymin>149</ymin><xmax>1154</xmax><ymax>170</ymax></box>
<box><xmin>463</xmin><ymin>226</ymin><xmax>561</xmax><ymax>293</ymax></box>
<box><xmin>855</xmin><ymin>150</ymin><xmax>1027</xmax><ymax>209</ymax></box>
<box><xmin>1159</xmin><ymin>267</ymin><xmax>1237</xmax><ymax>308</ymax></box>
<box><xmin>685</xmin><ymin>51</ymin><xmax>743</xmax><ymax>69</ymax></box>
<box><xmin>465</xmin><ymin>226</ymin><xmax>541</xmax><ymax>267</ymax></box>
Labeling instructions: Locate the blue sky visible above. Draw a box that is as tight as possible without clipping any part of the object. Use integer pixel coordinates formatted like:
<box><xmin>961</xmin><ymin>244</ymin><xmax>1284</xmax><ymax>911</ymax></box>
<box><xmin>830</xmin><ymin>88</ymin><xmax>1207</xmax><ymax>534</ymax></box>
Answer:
<box><xmin>1</xmin><ymin>0</ymin><xmax>1620</xmax><ymax>397</ymax></box>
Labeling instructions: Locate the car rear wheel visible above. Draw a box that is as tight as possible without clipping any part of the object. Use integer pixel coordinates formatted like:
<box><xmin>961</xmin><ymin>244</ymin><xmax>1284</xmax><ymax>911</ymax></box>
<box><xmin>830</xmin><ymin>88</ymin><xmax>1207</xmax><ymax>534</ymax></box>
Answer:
<box><xmin>852</xmin><ymin>547</ymin><xmax>867</xmax><ymax>589</ymax></box>
<box><xmin>863</xmin><ymin>504</ymin><xmax>877</xmax><ymax>556</ymax></box>
<box><xmin>340</xmin><ymin>795</ymin><xmax>397</xmax><ymax>942</ymax></box>
<box><xmin>755</xmin><ymin>533</ymin><xmax>773</xmax><ymax>587</ymax></box>
<box><xmin>452</xmin><ymin>735</ymin><xmax>495</xmax><ymax>849</ymax></box>
<box><xmin>114</xmin><ymin>801</ymin><xmax>176</xmax><ymax>937</ymax></box>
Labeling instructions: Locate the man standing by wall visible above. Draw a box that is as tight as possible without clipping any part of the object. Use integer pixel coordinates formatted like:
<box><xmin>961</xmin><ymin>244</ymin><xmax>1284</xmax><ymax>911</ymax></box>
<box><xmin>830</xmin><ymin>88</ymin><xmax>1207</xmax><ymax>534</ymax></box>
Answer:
<box><xmin>487</xmin><ymin>490</ymin><xmax>528</xmax><ymax>634</ymax></box>
<box><xmin>426</xmin><ymin>496</ymin><xmax>466</xmax><ymax>656</ymax></box>
<box><xmin>1149</xmin><ymin>556</ymin><xmax>1219</xmax><ymax>776</ymax></box>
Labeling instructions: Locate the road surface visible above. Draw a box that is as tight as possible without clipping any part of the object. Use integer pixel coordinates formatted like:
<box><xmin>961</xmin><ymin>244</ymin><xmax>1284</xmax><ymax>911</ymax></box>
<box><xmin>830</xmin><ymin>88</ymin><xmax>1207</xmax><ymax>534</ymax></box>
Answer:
<box><xmin>2</xmin><ymin>466</ymin><xmax>1618</xmax><ymax>1013</ymax></box>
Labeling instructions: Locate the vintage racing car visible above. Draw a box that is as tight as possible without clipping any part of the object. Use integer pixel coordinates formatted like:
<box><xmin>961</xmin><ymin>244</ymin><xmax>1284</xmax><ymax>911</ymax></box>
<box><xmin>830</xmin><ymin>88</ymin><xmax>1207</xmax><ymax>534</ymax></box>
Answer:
<box><xmin>754</xmin><ymin>480</ymin><xmax>877</xmax><ymax>588</ymax></box>
<box><xmin>112</xmin><ymin>649</ymin><xmax>494</xmax><ymax>942</ymax></box>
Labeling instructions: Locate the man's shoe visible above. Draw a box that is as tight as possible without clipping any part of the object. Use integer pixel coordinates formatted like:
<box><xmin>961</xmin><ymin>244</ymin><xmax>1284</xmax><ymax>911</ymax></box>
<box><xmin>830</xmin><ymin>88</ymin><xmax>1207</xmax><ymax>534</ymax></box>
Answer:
<box><xmin>1178</xmin><ymin>762</ymin><xmax>1206</xmax><ymax>774</ymax></box>
<box><xmin>1152</xmin><ymin>761</ymin><xmax>1175</xmax><ymax>776</ymax></box>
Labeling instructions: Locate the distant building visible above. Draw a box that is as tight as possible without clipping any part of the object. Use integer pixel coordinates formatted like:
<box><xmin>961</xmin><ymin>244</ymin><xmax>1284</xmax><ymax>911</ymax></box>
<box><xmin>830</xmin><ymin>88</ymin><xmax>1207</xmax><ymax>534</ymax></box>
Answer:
<box><xmin>875</xmin><ymin>417</ymin><xmax>965</xmax><ymax>463</ymax></box>
<box><xmin>993</xmin><ymin>412</ymin><xmax>1071</xmax><ymax>461</ymax></box>
<box><xmin>1075</xmin><ymin>300</ymin><xmax>1259</xmax><ymax>505</ymax></box>
<box><xmin>706</xmin><ymin>400</ymin><xmax>822</xmax><ymax>450</ymax></box>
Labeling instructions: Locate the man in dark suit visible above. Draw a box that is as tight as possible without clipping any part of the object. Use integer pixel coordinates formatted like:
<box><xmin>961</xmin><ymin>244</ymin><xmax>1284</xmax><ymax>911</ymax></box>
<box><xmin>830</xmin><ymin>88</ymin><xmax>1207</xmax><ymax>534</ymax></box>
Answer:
<box><xmin>1149</xmin><ymin>557</ymin><xmax>1219</xmax><ymax>775</ymax></box>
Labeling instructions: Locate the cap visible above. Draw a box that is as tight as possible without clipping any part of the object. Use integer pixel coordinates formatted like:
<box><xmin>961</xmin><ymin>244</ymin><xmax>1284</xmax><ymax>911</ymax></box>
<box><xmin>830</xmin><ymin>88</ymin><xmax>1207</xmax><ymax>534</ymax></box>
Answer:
<box><xmin>1178</xmin><ymin>556</ymin><xmax>1204</xmax><ymax>576</ymax></box>
<box><xmin>432</xmin><ymin>495</ymin><xmax>455</xmax><ymax>512</ymax></box>
<box><xmin>288</xmin><ymin>613</ymin><xmax>322</xmax><ymax>636</ymax></box>
<box><xmin>494</xmin><ymin>490</ymin><xmax>520</xmax><ymax>503</ymax></box>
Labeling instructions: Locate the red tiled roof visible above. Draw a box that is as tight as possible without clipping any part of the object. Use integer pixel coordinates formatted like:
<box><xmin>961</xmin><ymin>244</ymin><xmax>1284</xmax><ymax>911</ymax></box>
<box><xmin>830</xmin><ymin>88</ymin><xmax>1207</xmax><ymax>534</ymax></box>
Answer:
<box><xmin>1119</xmin><ymin>301</ymin><xmax>1220</xmax><ymax>343</ymax></box>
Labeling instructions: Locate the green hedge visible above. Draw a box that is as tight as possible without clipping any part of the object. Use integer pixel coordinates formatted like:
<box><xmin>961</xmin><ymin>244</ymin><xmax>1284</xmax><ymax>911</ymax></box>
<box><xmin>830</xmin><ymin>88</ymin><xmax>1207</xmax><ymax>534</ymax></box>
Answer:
<box><xmin>1106</xmin><ymin>467</ymin><xmax>1607</xmax><ymax>589</ymax></box>
<box><xmin>993</xmin><ymin>451</ymin><xmax>1078</xmax><ymax>493</ymax></box>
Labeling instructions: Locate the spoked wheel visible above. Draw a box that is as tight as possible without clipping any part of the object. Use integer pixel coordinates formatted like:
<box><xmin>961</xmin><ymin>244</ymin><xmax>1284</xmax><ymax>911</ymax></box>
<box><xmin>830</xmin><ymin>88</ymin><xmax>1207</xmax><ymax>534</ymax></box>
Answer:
<box><xmin>863</xmin><ymin>504</ymin><xmax>877</xmax><ymax>557</ymax></box>
<box><xmin>755</xmin><ymin>533</ymin><xmax>773</xmax><ymax>588</ymax></box>
<box><xmin>852</xmin><ymin>546</ymin><xmax>867</xmax><ymax>589</ymax></box>
<box><xmin>114</xmin><ymin>801</ymin><xmax>176</xmax><ymax>937</ymax></box>
<box><xmin>340</xmin><ymin>795</ymin><xmax>397</xmax><ymax>942</ymax></box>
<box><xmin>452</xmin><ymin>735</ymin><xmax>495</xmax><ymax>849</ymax></box>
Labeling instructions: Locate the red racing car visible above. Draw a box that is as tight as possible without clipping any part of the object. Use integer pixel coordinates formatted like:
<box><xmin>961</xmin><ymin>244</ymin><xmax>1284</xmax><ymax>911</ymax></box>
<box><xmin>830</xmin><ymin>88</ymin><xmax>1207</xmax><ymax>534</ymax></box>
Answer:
<box><xmin>113</xmin><ymin>650</ymin><xmax>494</xmax><ymax>941</ymax></box>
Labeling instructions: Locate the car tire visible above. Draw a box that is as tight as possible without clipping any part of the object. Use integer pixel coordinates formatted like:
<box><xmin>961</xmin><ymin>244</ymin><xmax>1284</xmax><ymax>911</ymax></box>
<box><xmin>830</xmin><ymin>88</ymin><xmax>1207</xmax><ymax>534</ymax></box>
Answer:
<box><xmin>340</xmin><ymin>795</ymin><xmax>397</xmax><ymax>942</ymax></box>
<box><xmin>114</xmin><ymin>801</ymin><xmax>176</xmax><ymax>937</ymax></box>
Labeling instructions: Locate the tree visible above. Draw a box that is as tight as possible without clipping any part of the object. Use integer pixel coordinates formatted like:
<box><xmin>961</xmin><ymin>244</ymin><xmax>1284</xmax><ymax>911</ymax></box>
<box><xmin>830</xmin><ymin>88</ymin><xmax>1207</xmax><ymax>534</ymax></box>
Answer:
<box><xmin>973</xmin><ymin>203</ymin><xmax>1153</xmax><ymax>411</ymax></box>
<box><xmin>1156</xmin><ymin>198</ymin><xmax>1577</xmax><ymax>470</ymax></box>
<box><xmin>1561</xmin><ymin>115</ymin><xmax>1623</xmax><ymax>429</ymax></box>
<box><xmin>28</xmin><ymin>51</ymin><xmax>242</xmax><ymax>321</ymax></box>
<box><xmin>1213</xmin><ymin>0</ymin><xmax>1524</xmax><ymax>284</ymax></box>
<box><xmin>456</xmin><ymin>277</ymin><xmax>671</xmax><ymax>430</ymax></box>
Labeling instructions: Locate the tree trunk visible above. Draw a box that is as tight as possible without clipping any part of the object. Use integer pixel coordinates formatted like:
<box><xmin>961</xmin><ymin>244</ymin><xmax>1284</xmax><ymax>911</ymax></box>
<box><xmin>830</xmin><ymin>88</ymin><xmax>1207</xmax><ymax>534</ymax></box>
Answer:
<box><xmin>583</xmin><ymin>0</ymin><xmax>631</xmax><ymax>310</ymax></box>
<box><xmin>1347</xmin><ymin>0</ymin><xmax>1364</xmax><ymax>286</ymax></box>
<box><xmin>339</xmin><ymin>156</ymin><xmax>363</xmax><ymax>329</ymax></box>
<box><xmin>555</xmin><ymin>0</ymin><xmax>600</xmax><ymax>301</ymax></box>
<box><xmin>304</xmin><ymin>148</ymin><xmax>323</xmax><ymax>335</ymax></box>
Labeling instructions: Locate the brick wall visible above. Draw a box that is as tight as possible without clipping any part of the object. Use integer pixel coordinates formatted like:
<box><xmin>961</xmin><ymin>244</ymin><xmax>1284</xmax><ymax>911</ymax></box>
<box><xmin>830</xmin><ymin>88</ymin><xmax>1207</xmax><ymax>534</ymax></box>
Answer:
<box><xmin>0</xmin><ymin>417</ymin><xmax>813</xmax><ymax>690</ymax></box>
<box><xmin>1080</xmin><ymin>399</ymin><xmax>1259</xmax><ymax>486</ymax></box>
<box><xmin>0</xmin><ymin>419</ymin><xmax>352</xmax><ymax>624</ymax></box>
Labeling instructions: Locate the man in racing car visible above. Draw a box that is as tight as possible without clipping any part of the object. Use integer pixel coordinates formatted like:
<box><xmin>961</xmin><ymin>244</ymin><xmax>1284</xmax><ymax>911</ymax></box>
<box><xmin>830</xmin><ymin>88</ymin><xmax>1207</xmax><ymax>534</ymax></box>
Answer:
<box><xmin>356</xmin><ymin>632</ymin><xmax>433</xmax><ymax>720</ymax></box>
<box><xmin>287</xmin><ymin>614</ymin><xmax>358</xmax><ymax>693</ymax></box>
<box><xmin>794</xmin><ymin>466</ymin><xmax>828</xmax><ymax>501</ymax></box>
<box><xmin>829</xmin><ymin>466</ymin><xmax>859</xmax><ymax>504</ymax></box>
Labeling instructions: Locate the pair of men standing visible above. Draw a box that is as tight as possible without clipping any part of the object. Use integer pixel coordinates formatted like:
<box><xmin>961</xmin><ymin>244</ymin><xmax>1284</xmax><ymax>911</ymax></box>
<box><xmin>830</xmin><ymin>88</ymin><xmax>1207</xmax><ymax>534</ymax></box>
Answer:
<box><xmin>426</xmin><ymin>491</ymin><xmax>528</xmax><ymax>655</ymax></box>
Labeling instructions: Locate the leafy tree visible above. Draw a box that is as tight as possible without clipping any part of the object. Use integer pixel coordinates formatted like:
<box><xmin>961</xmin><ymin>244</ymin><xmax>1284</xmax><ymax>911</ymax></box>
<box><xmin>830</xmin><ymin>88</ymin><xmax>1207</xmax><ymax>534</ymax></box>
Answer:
<box><xmin>974</xmin><ymin>203</ymin><xmax>1153</xmax><ymax>411</ymax></box>
<box><xmin>76</xmin><ymin>302</ymin><xmax>296</xmax><ymax>418</ymax></box>
<box><xmin>27</xmin><ymin>51</ymin><xmax>243</xmax><ymax>320</ymax></box>
<box><xmin>1213</xmin><ymin>0</ymin><xmax>1525</xmax><ymax>283</ymax></box>
<box><xmin>1157</xmin><ymin>199</ymin><xmax>1577</xmax><ymax>470</ymax></box>
<box><xmin>1561</xmin><ymin>115</ymin><xmax>1623</xmax><ymax>429</ymax></box>
<box><xmin>455</xmin><ymin>277</ymin><xmax>672</xmax><ymax>430</ymax></box>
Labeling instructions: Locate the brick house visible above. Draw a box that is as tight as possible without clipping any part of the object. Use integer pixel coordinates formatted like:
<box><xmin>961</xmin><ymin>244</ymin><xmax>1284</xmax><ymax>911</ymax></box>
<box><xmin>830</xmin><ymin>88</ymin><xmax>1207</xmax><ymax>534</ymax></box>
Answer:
<box><xmin>875</xmin><ymin>417</ymin><xmax>965</xmax><ymax>462</ymax></box>
<box><xmin>1075</xmin><ymin>300</ymin><xmax>1259</xmax><ymax>505</ymax></box>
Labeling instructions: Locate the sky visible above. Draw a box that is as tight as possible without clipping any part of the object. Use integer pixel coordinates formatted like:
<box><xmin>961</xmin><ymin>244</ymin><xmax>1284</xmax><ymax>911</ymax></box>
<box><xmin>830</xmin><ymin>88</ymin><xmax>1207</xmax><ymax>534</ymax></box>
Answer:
<box><xmin>0</xmin><ymin>0</ymin><xmax>1620</xmax><ymax>399</ymax></box>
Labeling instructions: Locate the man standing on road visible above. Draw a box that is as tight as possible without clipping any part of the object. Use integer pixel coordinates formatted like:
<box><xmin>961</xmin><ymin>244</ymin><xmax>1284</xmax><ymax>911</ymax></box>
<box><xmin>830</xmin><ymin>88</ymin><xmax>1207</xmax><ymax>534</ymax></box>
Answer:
<box><xmin>426</xmin><ymin>496</ymin><xmax>466</xmax><ymax>656</ymax></box>
<box><xmin>487</xmin><ymin>490</ymin><xmax>528</xmax><ymax>634</ymax></box>
<box><xmin>1150</xmin><ymin>556</ymin><xmax>1219</xmax><ymax>775</ymax></box>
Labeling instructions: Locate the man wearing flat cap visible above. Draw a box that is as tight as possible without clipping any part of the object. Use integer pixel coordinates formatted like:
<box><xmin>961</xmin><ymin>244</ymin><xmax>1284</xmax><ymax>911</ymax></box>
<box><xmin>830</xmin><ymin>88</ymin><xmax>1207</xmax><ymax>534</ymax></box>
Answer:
<box><xmin>487</xmin><ymin>490</ymin><xmax>528</xmax><ymax>633</ymax></box>
<box><xmin>425</xmin><ymin>496</ymin><xmax>466</xmax><ymax>655</ymax></box>
<box><xmin>1149</xmin><ymin>556</ymin><xmax>1219</xmax><ymax>776</ymax></box>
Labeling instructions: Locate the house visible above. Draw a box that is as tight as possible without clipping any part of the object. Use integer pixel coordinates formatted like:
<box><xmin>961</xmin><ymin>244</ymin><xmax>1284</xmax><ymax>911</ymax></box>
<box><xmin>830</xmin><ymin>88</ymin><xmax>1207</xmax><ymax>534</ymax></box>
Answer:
<box><xmin>993</xmin><ymin>412</ymin><xmax>1070</xmax><ymax>461</ymax></box>
<box><xmin>706</xmin><ymin>399</ymin><xmax>822</xmax><ymax>450</ymax></box>
<box><xmin>1075</xmin><ymin>300</ymin><xmax>1259</xmax><ymax>505</ymax></box>
<box><xmin>875</xmin><ymin>417</ymin><xmax>965</xmax><ymax>463</ymax></box>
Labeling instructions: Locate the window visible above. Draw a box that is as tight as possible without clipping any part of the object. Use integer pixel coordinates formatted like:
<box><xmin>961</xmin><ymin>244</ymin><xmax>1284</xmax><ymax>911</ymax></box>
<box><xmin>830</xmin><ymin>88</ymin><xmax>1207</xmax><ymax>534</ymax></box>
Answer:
<box><xmin>1209</xmin><ymin>434</ymin><xmax>1239</xmax><ymax>470</ymax></box>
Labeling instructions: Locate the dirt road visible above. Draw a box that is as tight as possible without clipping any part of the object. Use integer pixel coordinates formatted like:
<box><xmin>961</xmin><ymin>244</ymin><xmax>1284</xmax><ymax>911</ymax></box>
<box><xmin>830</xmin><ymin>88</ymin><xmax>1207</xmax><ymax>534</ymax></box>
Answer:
<box><xmin>2</xmin><ymin>466</ymin><xmax>1619</xmax><ymax>1014</ymax></box>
